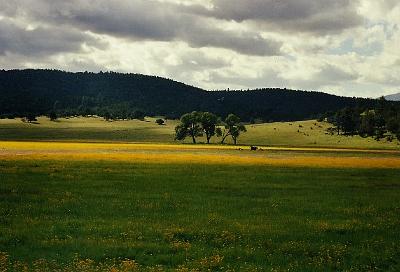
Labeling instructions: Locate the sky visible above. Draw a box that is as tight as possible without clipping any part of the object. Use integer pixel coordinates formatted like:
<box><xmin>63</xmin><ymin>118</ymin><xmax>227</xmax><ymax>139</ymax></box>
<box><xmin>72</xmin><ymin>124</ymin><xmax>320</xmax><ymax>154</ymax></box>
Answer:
<box><xmin>0</xmin><ymin>0</ymin><xmax>399</xmax><ymax>98</ymax></box>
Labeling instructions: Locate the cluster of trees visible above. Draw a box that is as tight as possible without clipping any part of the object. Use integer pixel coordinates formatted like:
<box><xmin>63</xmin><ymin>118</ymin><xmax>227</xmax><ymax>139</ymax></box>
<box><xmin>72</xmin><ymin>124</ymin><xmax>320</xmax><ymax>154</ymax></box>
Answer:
<box><xmin>1</xmin><ymin>69</ymin><xmax>391</xmax><ymax>123</ymax></box>
<box><xmin>328</xmin><ymin>98</ymin><xmax>400</xmax><ymax>141</ymax></box>
<box><xmin>98</xmin><ymin>107</ymin><xmax>146</xmax><ymax>121</ymax></box>
<box><xmin>175</xmin><ymin>112</ymin><xmax>246</xmax><ymax>145</ymax></box>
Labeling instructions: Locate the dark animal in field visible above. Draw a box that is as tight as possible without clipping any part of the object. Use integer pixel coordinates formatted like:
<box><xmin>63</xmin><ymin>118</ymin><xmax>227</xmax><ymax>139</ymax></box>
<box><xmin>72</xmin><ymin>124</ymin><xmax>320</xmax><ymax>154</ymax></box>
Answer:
<box><xmin>250</xmin><ymin>146</ymin><xmax>258</xmax><ymax>151</ymax></box>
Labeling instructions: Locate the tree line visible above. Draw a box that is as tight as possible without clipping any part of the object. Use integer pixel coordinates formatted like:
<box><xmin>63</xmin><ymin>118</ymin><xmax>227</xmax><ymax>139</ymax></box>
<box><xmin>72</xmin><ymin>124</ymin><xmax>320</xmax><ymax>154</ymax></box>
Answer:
<box><xmin>327</xmin><ymin>97</ymin><xmax>400</xmax><ymax>141</ymax></box>
<box><xmin>175</xmin><ymin>112</ymin><xmax>247</xmax><ymax>145</ymax></box>
<box><xmin>0</xmin><ymin>69</ymin><xmax>389</xmax><ymax>123</ymax></box>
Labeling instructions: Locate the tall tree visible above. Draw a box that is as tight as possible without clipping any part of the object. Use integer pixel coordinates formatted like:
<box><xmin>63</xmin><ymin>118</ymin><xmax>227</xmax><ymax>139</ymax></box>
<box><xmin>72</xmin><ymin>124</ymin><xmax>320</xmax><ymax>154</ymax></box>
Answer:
<box><xmin>335</xmin><ymin>107</ymin><xmax>358</xmax><ymax>135</ymax></box>
<box><xmin>49</xmin><ymin>100</ymin><xmax>59</xmax><ymax>121</ymax></box>
<box><xmin>387</xmin><ymin>116</ymin><xmax>400</xmax><ymax>136</ymax></box>
<box><xmin>48</xmin><ymin>110</ymin><xmax>58</xmax><ymax>121</ymax></box>
<box><xmin>175</xmin><ymin>112</ymin><xmax>203</xmax><ymax>144</ymax></box>
<box><xmin>200</xmin><ymin>112</ymin><xmax>219</xmax><ymax>144</ymax></box>
<box><xmin>219</xmin><ymin>114</ymin><xmax>247</xmax><ymax>145</ymax></box>
<box><xmin>359</xmin><ymin>111</ymin><xmax>375</xmax><ymax>137</ymax></box>
<box><xmin>230</xmin><ymin>124</ymin><xmax>247</xmax><ymax>145</ymax></box>
<box><xmin>26</xmin><ymin>113</ymin><xmax>37</xmax><ymax>123</ymax></box>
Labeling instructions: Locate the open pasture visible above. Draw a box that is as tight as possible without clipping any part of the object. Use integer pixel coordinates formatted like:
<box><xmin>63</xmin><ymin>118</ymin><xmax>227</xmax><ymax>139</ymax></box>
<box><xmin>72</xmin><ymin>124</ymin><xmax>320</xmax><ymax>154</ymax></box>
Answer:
<box><xmin>0</xmin><ymin>117</ymin><xmax>177</xmax><ymax>144</ymax></box>
<box><xmin>1</xmin><ymin>117</ymin><xmax>399</xmax><ymax>149</ymax></box>
<box><xmin>1</xmin><ymin>141</ymin><xmax>400</xmax><ymax>271</ymax></box>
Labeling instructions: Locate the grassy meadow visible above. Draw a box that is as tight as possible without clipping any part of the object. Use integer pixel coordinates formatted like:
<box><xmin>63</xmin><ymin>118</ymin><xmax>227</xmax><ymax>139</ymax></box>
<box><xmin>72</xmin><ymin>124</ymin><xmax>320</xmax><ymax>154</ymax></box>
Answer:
<box><xmin>0</xmin><ymin>117</ymin><xmax>400</xmax><ymax>271</ymax></box>
<box><xmin>0</xmin><ymin>116</ymin><xmax>399</xmax><ymax>149</ymax></box>
<box><xmin>0</xmin><ymin>117</ymin><xmax>177</xmax><ymax>143</ymax></box>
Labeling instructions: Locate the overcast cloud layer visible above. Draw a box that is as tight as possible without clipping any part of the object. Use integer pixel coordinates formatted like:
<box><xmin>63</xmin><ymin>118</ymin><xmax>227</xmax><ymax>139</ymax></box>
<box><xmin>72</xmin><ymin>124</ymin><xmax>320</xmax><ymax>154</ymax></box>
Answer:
<box><xmin>0</xmin><ymin>0</ymin><xmax>399</xmax><ymax>97</ymax></box>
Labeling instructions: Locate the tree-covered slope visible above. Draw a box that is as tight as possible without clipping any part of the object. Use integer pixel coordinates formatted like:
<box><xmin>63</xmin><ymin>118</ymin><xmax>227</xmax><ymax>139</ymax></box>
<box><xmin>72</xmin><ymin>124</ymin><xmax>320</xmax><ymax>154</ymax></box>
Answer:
<box><xmin>0</xmin><ymin>69</ymin><xmax>381</xmax><ymax>121</ymax></box>
<box><xmin>0</xmin><ymin>69</ymin><xmax>208</xmax><ymax>118</ymax></box>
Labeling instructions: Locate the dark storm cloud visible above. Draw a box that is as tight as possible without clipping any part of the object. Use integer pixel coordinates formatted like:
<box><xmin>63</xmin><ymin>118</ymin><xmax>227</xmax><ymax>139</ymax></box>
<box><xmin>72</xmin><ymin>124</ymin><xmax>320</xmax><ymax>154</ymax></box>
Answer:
<box><xmin>0</xmin><ymin>19</ymin><xmax>105</xmax><ymax>56</ymax></box>
<box><xmin>0</xmin><ymin>0</ymin><xmax>363</xmax><ymax>57</ymax></box>
<box><xmin>182</xmin><ymin>25</ymin><xmax>281</xmax><ymax>56</ymax></box>
<box><xmin>70</xmin><ymin>4</ymin><xmax>281</xmax><ymax>56</ymax></box>
<box><xmin>0</xmin><ymin>0</ymin><xmax>282</xmax><ymax>56</ymax></box>
<box><xmin>189</xmin><ymin>0</ymin><xmax>363</xmax><ymax>34</ymax></box>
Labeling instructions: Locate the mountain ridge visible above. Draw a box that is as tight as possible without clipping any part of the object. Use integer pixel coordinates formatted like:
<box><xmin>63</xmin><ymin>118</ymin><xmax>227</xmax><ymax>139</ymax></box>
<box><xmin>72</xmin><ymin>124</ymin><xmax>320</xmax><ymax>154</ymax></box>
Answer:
<box><xmin>385</xmin><ymin>93</ymin><xmax>400</xmax><ymax>101</ymax></box>
<box><xmin>0</xmin><ymin>69</ymin><xmax>385</xmax><ymax>121</ymax></box>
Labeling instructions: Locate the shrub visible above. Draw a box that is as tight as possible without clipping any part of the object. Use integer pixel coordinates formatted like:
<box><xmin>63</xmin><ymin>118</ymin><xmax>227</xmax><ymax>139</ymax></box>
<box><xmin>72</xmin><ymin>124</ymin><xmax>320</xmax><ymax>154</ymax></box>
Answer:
<box><xmin>156</xmin><ymin>119</ymin><xmax>165</xmax><ymax>125</ymax></box>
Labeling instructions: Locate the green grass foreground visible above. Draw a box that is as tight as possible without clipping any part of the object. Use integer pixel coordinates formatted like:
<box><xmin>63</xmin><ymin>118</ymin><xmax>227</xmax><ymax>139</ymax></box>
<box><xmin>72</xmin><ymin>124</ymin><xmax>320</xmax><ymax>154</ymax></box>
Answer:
<box><xmin>1</xmin><ymin>159</ymin><xmax>399</xmax><ymax>271</ymax></box>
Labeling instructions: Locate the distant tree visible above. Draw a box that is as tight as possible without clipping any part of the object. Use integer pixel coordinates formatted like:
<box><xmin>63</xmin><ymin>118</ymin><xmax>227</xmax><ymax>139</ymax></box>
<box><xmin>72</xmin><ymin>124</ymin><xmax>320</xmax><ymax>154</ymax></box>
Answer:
<box><xmin>316</xmin><ymin>115</ymin><xmax>324</xmax><ymax>122</ymax></box>
<box><xmin>48</xmin><ymin>110</ymin><xmax>58</xmax><ymax>121</ymax></box>
<box><xmin>119</xmin><ymin>108</ymin><xmax>129</xmax><ymax>120</ymax></box>
<box><xmin>200</xmin><ymin>112</ymin><xmax>219</xmax><ymax>144</ymax></box>
<box><xmin>78</xmin><ymin>106</ymin><xmax>91</xmax><ymax>117</ymax></box>
<box><xmin>175</xmin><ymin>112</ymin><xmax>203</xmax><ymax>143</ymax></box>
<box><xmin>376</xmin><ymin>96</ymin><xmax>387</xmax><ymax>115</ymax></box>
<box><xmin>231</xmin><ymin>125</ymin><xmax>247</xmax><ymax>145</ymax></box>
<box><xmin>325</xmin><ymin>111</ymin><xmax>336</xmax><ymax>124</ymax></box>
<box><xmin>26</xmin><ymin>113</ymin><xmax>37</xmax><ymax>123</ymax></box>
<box><xmin>358</xmin><ymin>111</ymin><xmax>375</xmax><ymax>137</ymax></box>
<box><xmin>335</xmin><ymin>108</ymin><xmax>357</xmax><ymax>135</ymax></box>
<box><xmin>49</xmin><ymin>100</ymin><xmax>59</xmax><ymax>121</ymax></box>
<box><xmin>103</xmin><ymin>110</ymin><xmax>112</xmax><ymax>121</ymax></box>
<box><xmin>219</xmin><ymin>114</ymin><xmax>247</xmax><ymax>145</ymax></box>
<box><xmin>156</xmin><ymin>118</ymin><xmax>165</xmax><ymax>125</ymax></box>
<box><xmin>386</xmin><ymin>116</ymin><xmax>400</xmax><ymax>135</ymax></box>
<box><xmin>374</xmin><ymin>111</ymin><xmax>386</xmax><ymax>140</ymax></box>
<box><xmin>131</xmin><ymin>110</ymin><xmax>145</xmax><ymax>120</ymax></box>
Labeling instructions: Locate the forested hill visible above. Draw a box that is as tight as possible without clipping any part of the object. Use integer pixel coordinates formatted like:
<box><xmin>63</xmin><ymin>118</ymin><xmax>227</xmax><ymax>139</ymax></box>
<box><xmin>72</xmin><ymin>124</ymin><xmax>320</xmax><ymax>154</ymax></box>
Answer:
<box><xmin>0</xmin><ymin>69</ymin><xmax>382</xmax><ymax>121</ymax></box>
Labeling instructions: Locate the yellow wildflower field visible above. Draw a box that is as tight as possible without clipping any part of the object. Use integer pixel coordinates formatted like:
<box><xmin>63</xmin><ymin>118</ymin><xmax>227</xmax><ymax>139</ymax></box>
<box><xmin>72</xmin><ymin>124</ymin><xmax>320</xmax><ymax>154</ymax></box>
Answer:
<box><xmin>1</xmin><ymin>141</ymin><xmax>399</xmax><ymax>169</ymax></box>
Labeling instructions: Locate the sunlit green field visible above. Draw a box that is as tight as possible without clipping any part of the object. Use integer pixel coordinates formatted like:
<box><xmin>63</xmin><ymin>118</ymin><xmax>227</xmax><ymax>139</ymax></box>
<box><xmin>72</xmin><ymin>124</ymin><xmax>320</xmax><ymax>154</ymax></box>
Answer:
<box><xmin>241</xmin><ymin>120</ymin><xmax>400</xmax><ymax>150</ymax></box>
<box><xmin>1</xmin><ymin>141</ymin><xmax>400</xmax><ymax>271</ymax></box>
<box><xmin>0</xmin><ymin>116</ymin><xmax>399</xmax><ymax>149</ymax></box>
<box><xmin>1</xmin><ymin>160</ymin><xmax>400</xmax><ymax>271</ymax></box>
<box><xmin>0</xmin><ymin>117</ymin><xmax>177</xmax><ymax>143</ymax></box>
<box><xmin>0</xmin><ymin>117</ymin><xmax>399</xmax><ymax>271</ymax></box>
